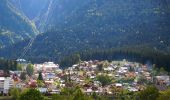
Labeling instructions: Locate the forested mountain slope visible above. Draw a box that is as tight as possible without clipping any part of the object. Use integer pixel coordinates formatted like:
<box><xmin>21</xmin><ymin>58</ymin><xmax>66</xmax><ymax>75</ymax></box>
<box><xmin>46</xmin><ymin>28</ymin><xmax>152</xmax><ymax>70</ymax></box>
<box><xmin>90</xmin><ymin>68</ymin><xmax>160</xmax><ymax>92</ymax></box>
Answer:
<box><xmin>10</xmin><ymin>0</ymin><xmax>51</xmax><ymax>28</ymax></box>
<box><xmin>0</xmin><ymin>0</ymin><xmax>170</xmax><ymax>62</ymax></box>
<box><xmin>0</xmin><ymin>0</ymin><xmax>38</xmax><ymax>48</ymax></box>
<box><xmin>38</xmin><ymin>0</ymin><xmax>170</xmax><ymax>53</ymax></box>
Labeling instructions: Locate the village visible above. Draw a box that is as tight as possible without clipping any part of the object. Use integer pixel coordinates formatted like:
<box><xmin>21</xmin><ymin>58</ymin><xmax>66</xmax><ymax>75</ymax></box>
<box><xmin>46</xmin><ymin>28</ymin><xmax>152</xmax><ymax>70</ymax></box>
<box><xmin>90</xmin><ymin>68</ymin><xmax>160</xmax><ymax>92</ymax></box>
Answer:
<box><xmin>0</xmin><ymin>59</ymin><xmax>169</xmax><ymax>97</ymax></box>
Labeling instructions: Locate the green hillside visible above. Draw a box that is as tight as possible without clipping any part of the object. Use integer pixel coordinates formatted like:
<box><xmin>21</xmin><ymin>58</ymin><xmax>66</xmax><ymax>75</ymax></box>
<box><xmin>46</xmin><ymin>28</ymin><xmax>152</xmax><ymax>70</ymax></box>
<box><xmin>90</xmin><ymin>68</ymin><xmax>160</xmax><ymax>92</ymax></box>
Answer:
<box><xmin>0</xmin><ymin>0</ymin><xmax>38</xmax><ymax>48</ymax></box>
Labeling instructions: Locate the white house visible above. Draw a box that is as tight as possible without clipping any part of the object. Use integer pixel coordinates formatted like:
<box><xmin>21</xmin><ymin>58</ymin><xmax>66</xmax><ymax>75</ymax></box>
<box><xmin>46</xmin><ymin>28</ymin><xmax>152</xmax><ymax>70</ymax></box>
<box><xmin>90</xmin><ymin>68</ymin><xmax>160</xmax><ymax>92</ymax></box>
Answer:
<box><xmin>104</xmin><ymin>67</ymin><xmax>114</xmax><ymax>71</ymax></box>
<box><xmin>0</xmin><ymin>77</ymin><xmax>14</xmax><ymax>94</ymax></box>
<box><xmin>34</xmin><ymin>62</ymin><xmax>59</xmax><ymax>72</ymax></box>
<box><xmin>115</xmin><ymin>83</ymin><xmax>122</xmax><ymax>87</ymax></box>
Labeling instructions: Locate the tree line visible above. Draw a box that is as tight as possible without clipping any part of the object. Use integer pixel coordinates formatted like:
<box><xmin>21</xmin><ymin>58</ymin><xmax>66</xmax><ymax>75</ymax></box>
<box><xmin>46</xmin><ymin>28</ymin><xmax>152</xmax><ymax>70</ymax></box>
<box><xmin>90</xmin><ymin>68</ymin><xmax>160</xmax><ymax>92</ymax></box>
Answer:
<box><xmin>59</xmin><ymin>47</ymin><xmax>170</xmax><ymax>71</ymax></box>
<box><xmin>8</xmin><ymin>85</ymin><xmax>170</xmax><ymax>100</ymax></box>
<box><xmin>0</xmin><ymin>58</ymin><xmax>17</xmax><ymax>71</ymax></box>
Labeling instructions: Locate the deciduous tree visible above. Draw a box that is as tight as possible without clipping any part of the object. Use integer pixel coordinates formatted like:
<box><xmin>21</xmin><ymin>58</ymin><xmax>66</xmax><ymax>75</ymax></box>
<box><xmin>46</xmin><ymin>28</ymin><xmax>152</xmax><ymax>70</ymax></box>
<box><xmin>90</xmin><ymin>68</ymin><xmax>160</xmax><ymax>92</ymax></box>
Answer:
<box><xmin>19</xmin><ymin>89</ymin><xmax>44</xmax><ymax>100</ymax></box>
<box><xmin>26</xmin><ymin>63</ymin><xmax>34</xmax><ymax>77</ymax></box>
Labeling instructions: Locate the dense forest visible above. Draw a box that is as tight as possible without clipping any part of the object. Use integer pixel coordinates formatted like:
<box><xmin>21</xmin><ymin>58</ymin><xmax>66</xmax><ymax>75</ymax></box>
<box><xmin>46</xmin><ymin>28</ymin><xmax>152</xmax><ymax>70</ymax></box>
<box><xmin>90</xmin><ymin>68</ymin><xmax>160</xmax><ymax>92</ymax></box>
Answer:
<box><xmin>0</xmin><ymin>58</ymin><xmax>17</xmax><ymax>72</ymax></box>
<box><xmin>59</xmin><ymin>47</ymin><xmax>170</xmax><ymax>71</ymax></box>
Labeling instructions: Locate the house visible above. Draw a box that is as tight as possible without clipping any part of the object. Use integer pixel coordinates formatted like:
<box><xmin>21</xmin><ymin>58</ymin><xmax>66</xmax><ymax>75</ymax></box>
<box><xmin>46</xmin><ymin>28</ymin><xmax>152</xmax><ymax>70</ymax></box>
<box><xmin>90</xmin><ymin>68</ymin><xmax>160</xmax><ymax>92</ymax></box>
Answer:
<box><xmin>34</xmin><ymin>62</ymin><xmax>59</xmax><ymax>72</ymax></box>
<box><xmin>104</xmin><ymin>67</ymin><xmax>114</xmax><ymax>71</ymax></box>
<box><xmin>28</xmin><ymin>80</ymin><xmax>37</xmax><ymax>88</ymax></box>
<box><xmin>128</xmin><ymin>87</ymin><xmax>138</xmax><ymax>92</ymax></box>
<box><xmin>0</xmin><ymin>70</ymin><xmax>5</xmax><ymax>77</ymax></box>
<box><xmin>115</xmin><ymin>83</ymin><xmax>123</xmax><ymax>87</ymax></box>
<box><xmin>38</xmin><ymin>88</ymin><xmax>48</xmax><ymax>93</ymax></box>
<box><xmin>0</xmin><ymin>77</ymin><xmax>14</xmax><ymax>94</ymax></box>
<box><xmin>45</xmin><ymin>73</ymin><xmax>56</xmax><ymax>80</ymax></box>
<box><xmin>50</xmin><ymin>89</ymin><xmax>60</xmax><ymax>94</ymax></box>
<box><xmin>84</xmin><ymin>88</ymin><xmax>93</xmax><ymax>95</ymax></box>
<box><xmin>16</xmin><ymin>59</ymin><xmax>26</xmax><ymax>63</ymax></box>
<box><xmin>117</xmin><ymin>67</ymin><xmax>128</xmax><ymax>74</ymax></box>
<box><xmin>155</xmin><ymin>76</ymin><xmax>170</xmax><ymax>86</ymax></box>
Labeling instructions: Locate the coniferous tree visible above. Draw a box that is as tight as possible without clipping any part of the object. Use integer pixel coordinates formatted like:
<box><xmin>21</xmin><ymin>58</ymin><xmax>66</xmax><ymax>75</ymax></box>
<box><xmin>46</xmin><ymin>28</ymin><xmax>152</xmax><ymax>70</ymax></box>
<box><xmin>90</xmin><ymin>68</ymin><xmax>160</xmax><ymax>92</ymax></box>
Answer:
<box><xmin>38</xmin><ymin>72</ymin><xmax>43</xmax><ymax>81</ymax></box>
<box><xmin>20</xmin><ymin>72</ymin><xmax>27</xmax><ymax>81</ymax></box>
